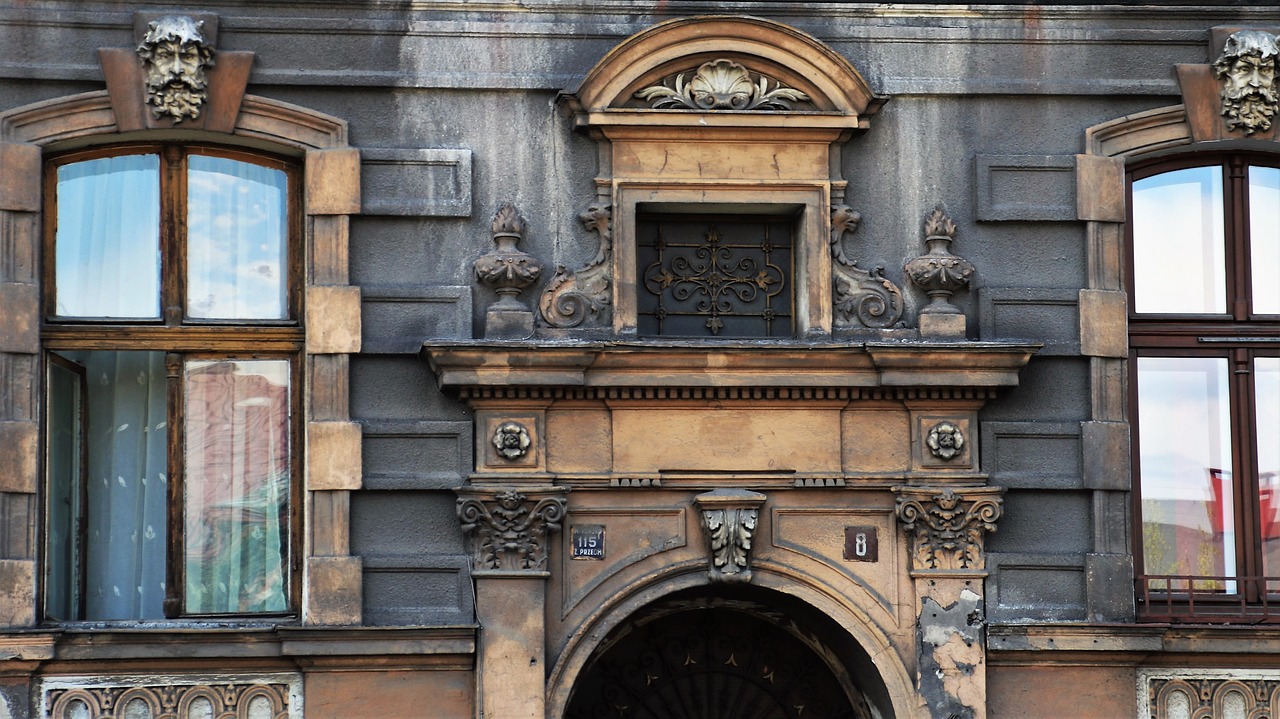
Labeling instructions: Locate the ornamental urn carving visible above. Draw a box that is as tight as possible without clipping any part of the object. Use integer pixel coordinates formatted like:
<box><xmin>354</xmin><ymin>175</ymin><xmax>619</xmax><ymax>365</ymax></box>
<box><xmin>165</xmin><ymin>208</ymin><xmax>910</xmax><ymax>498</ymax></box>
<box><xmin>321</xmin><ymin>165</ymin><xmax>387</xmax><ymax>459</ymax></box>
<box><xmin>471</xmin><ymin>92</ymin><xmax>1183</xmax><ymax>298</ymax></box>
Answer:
<box><xmin>475</xmin><ymin>204</ymin><xmax>542</xmax><ymax>338</ymax></box>
<box><xmin>904</xmin><ymin>207</ymin><xmax>974</xmax><ymax>316</ymax></box>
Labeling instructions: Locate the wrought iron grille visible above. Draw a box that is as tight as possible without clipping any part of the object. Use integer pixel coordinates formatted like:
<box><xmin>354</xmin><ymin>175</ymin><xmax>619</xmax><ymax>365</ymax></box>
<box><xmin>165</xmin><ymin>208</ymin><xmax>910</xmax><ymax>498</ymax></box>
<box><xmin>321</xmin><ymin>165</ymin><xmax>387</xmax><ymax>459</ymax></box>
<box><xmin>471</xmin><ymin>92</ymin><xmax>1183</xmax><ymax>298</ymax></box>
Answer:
<box><xmin>636</xmin><ymin>215</ymin><xmax>793</xmax><ymax>337</ymax></box>
<box><xmin>1138</xmin><ymin>574</ymin><xmax>1280</xmax><ymax>622</ymax></box>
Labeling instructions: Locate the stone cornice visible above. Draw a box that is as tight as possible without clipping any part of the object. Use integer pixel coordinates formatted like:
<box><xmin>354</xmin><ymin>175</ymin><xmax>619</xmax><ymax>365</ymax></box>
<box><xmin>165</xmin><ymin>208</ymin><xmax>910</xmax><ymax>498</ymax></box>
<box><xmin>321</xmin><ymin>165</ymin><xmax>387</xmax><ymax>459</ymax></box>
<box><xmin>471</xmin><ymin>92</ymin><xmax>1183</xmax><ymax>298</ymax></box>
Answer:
<box><xmin>423</xmin><ymin>340</ymin><xmax>1040</xmax><ymax>394</ymax></box>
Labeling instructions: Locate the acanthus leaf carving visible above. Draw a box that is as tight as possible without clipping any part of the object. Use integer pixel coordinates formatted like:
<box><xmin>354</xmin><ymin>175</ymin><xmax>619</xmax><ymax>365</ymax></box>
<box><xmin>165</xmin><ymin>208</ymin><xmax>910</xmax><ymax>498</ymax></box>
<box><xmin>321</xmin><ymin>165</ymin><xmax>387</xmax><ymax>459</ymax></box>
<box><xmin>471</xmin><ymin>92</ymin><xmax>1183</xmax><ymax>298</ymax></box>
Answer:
<box><xmin>635</xmin><ymin>59</ymin><xmax>811</xmax><ymax>111</ymax></box>
<box><xmin>830</xmin><ymin>205</ymin><xmax>905</xmax><ymax>329</ymax></box>
<box><xmin>539</xmin><ymin>203</ymin><xmax>612</xmax><ymax>328</ymax></box>
<box><xmin>894</xmin><ymin>486</ymin><xmax>1003</xmax><ymax>572</ymax></box>
<box><xmin>695</xmin><ymin>489</ymin><xmax>766</xmax><ymax>583</ymax></box>
<box><xmin>456</xmin><ymin>489</ymin><xmax>567</xmax><ymax>572</ymax></box>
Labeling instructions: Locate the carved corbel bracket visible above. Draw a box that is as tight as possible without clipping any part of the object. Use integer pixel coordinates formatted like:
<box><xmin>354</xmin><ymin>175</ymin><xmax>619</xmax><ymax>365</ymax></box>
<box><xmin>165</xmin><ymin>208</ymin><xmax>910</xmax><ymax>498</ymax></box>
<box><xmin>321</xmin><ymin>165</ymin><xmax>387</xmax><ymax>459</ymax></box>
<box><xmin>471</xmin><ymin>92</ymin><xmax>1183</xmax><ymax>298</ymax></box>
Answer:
<box><xmin>830</xmin><ymin>204</ymin><xmax>905</xmax><ymax>329</ymax></box>
<box><xmin>539</xmin><ymin>203</ymin><xmax>612</xmax><ymax>329</ymax></box>
<box><xmin>456</xmin><ymin>488</ymin><xmax>568</xmax><ymax>573</ymax></box>
<box><xmin>894</xmin><ymin>486</ymin><xmax>1003</xmax><ymax>574</ymax></box>
<box><xmin>694</xmin><ymin>489</ymin><xmax>766</xmax><ymax>583</ymax></box>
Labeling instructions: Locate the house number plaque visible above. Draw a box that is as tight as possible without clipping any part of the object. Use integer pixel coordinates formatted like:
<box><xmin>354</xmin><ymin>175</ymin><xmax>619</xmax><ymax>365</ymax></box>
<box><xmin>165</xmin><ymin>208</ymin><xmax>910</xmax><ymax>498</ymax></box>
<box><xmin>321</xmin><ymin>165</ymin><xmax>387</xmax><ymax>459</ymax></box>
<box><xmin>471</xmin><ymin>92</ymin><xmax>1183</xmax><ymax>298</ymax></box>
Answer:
<box><xmin>572</xmin><ymin>525</ymin><xmax>605</xmax><ymax>560</ymax></box>
<box><xmin>843</xmin><ymin>526</ymin><xmax>878</xmax><ymax>562</ymax></box>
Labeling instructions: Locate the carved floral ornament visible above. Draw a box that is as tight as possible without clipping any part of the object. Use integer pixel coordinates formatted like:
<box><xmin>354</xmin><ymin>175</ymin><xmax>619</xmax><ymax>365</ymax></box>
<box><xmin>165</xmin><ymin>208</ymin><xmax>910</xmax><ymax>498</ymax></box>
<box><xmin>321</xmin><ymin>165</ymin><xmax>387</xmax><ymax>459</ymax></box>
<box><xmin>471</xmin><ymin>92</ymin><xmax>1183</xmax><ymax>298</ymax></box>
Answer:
<box><xmin>456</xmin><ymin>490</ymin><xmax>567</xmax><ymax>572</ymax></box>
<box><xmin>540</xmin><ymin>203</ymin><xmax>613</xmax><ymax>329</ymax></box>
<box><xmin>904</xmin><ymin>207</ymin><xmax>975</xmax><ymax>315</ymax></box>
<box><xmin>475</xmin><ymin>204</ymin><xmax>542</xmax><ymax>311</ymax></box>
<box><xmin>634</xmin><ymin>59</ymin><xmax>812</xmax><ymax>111</ymax></box>
<box><xmin>136</xmin><ymin>15</ymin><xmax>216</xmax><ymax>123</ymax></box>
<box><xmin>894</xmin><ymin>487</ymin><xmax>1003</xmax><ymax>572</ymax></box>
<box><xmin>926</xmin><ymin>421</ymin><xmax>965</xmax><ymax>461</ymax></box>
<box><xmin>491</xmin><ymin>421</ymin><xmax>532</xmax><ymax>460</ymax></box>
<box><xmin>1214</xmin><ymin>29</ymin><xmax>1280</xmax><ymax>135</ymax></box>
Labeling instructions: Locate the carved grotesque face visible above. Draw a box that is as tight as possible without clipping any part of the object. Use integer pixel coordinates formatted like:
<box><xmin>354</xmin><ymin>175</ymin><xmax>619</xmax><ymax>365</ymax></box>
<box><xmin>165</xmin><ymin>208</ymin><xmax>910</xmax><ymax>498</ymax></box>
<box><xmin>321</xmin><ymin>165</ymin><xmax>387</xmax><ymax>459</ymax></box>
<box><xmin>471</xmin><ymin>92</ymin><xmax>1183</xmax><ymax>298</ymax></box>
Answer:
<box><xmin>1214</xmin><ymin>30</ymin><xmax>1280</xmax><ymax>134</ymax></box>
<box><xmin>137</xmin><ymin>16</ymin><xmax>215</xmax><ymax>123</ymax></box>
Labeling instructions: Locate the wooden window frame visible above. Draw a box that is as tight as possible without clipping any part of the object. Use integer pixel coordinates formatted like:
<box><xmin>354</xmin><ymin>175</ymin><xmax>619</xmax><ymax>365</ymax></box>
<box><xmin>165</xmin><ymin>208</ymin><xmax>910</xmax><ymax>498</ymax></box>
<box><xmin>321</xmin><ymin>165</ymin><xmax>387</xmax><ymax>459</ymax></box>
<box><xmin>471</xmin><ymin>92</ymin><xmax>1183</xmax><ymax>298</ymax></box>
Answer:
<box><xmin>40</xmin><ymin>143</ymin><xmax>304</xmax><ymax>621</ymax></box>
<box><xmin>1129</xmin><ymin>152</ymin><xmax>1280</xmax><ymax>620</ymax></box>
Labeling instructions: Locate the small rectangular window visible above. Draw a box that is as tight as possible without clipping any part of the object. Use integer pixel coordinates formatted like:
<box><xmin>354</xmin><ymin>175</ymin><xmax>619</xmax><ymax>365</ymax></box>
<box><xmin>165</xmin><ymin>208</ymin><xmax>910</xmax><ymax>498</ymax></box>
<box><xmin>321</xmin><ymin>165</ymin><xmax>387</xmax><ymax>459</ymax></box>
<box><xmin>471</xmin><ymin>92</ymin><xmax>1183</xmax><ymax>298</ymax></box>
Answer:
<box><xmin>636</xmin><ymin>214</ymin><xmax>793</xmax><ymax>338</ymax></box>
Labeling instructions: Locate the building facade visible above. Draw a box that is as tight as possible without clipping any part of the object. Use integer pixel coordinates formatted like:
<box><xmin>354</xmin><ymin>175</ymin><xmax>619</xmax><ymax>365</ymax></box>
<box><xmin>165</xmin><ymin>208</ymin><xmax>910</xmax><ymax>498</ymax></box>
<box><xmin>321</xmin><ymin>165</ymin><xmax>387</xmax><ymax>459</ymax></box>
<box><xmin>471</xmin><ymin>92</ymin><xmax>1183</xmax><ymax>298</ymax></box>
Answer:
<box><xmin>1</xmin><ymin>3</ymin><xmax>1279</xmax><ymax>718</ymax></box>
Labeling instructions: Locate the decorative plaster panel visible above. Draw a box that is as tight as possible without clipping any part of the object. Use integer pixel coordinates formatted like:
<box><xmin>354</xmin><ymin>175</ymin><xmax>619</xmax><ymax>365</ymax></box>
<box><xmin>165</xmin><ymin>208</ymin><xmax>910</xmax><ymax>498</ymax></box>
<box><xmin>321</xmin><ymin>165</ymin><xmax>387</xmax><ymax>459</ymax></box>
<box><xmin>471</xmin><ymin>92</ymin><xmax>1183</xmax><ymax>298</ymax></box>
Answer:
<box><xmin>40</xmin><ymin>674</ymin><xmax>303</xmax><ymax>719</ymax></box>
<box><xmin>361</xmin><ymin>285</ymin><xmax>472</xmax><ymax>353</ymax></box>
<box><xmin>974</xmin><ymin>155</ymin><xmax>1078</xmax><ymax>222</ymax></box>
<box><xmin>360</xmin><ymin>149</ymin><xmax>472</xmax><ymax>217</ymax></box>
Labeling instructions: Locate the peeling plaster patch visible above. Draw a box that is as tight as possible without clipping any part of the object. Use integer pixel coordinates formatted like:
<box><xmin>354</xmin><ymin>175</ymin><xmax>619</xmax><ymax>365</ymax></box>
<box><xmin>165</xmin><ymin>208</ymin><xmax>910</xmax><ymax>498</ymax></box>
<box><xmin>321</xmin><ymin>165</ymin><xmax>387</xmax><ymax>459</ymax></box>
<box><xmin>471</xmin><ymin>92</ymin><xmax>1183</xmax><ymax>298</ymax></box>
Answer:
<box><xmin>0</xmin><ymin>693</ymin><xmax>12</xmax><ymax>719</ymax></box>
<box><xmin>918</xmin><ymin>588</ymin><xmax>984</xmax><ymax>719</ymax></box>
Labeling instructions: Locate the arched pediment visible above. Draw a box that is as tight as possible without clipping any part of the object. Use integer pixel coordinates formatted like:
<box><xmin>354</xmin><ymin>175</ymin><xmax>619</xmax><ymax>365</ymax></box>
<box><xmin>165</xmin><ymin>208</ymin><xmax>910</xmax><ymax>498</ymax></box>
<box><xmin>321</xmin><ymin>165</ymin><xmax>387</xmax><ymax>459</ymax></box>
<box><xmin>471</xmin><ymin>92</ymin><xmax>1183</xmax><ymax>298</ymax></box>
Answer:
<box><xmin>568</xmin><ymin>16</ymin><xmax>884</xmax><ymax>129</ymax></box>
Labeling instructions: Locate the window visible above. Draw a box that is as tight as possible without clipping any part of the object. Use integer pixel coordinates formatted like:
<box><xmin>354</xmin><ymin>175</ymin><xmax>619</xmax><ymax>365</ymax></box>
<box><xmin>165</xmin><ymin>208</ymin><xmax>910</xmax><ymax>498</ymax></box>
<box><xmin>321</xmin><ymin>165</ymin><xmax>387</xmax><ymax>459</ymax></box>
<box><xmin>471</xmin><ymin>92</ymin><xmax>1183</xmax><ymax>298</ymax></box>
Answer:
<box><xmin>636</xmin><ymin>213</ymin><xmax>794</xmax><ymax>338</ymax></box>
<box><xmin>42</xmin><ymin>145</ymin><xmax>301</xmax><ymax>621</ymax></box>
<box><xmin>1130</xmin><ymin>154</ymin><xmax>1280</xmax><ymax>619</ymax></box>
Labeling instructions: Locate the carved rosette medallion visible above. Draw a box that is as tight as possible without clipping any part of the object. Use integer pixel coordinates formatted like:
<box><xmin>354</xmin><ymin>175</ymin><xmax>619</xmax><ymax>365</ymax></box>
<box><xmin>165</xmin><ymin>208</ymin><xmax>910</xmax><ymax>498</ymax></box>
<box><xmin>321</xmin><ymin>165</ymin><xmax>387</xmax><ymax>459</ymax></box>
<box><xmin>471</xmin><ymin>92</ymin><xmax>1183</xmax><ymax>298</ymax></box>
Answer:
<box><xmin>1214</xmin><ymin>30</ymin><xmax>1280</xmax><ymax>135</ymax></box>
<box><xmin>540</xmin><ymin>203</ymin><xmax>612</xmax><ymax>328</ymax></box>
<box><xmin>904</xmin><ymin>207</ymin><xmax>975</xmax><ymax>315</ymax></box>
<box><xmin>475</xmin><ymin>204</ymin><xmax>542</xmax><ymax>311</ymax></box>
<box><xmin>136</xmin><ymin>16</ymin><xmax>216</xmax><ymax>123</ymax></box>
<box><xmin>635</xmin><ymin>59</ymin><xmax>811</xmax><ymax>111</ymax></box>
<box><xmin>694</xmin><ymin>489</ymin><xmax>766</xmax><ymax>583</ymax></box>
<box><xmin>925</xmin><ymin>421</ymin><xmax>965</xmax><ymax>461</ymax></box>
<box><xmin>894</xmin><ymin>486</ymin><xmax>1003</xmax><ymax>572</ymax></box>
<box><xmin>491</xmin><ymin>421</ymin><xmax>532</xmax><ymax>460</ymax></box>
<box><xmin>456</xmin><ymin>489</ymin><xmax>567</xmax><ymax>572</ymax></box>
<box><xmin>830</xmin><ymin>205</ymin><xmax>905</xmax><ymax>329</ymax></box>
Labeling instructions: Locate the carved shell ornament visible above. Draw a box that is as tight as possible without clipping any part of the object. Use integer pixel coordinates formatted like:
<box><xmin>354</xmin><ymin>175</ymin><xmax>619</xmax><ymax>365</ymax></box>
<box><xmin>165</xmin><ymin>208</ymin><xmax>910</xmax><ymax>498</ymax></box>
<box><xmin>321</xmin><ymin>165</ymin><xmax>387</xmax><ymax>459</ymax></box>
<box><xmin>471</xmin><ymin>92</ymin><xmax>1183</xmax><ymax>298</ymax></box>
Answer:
<box><xmin>635</xmin><ymin>59</ymin><xmax>811</xmax><ymax>111</ymax></box>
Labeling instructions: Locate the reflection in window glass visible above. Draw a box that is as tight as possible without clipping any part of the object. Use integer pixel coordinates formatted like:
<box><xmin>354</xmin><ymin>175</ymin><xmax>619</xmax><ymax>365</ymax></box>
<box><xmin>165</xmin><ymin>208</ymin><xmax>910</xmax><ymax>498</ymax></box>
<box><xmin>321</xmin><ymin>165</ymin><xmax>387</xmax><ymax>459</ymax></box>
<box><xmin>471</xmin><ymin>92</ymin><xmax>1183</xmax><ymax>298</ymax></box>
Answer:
<box><xmin>1138</xmin><ymin>356</ymin><xmax>1235</xmax><ymax>589</ymax></box>
<box><xmin>183</xmin><ymin>359</ymin><xmax>290</xmax><ymax>614</ymax></box>
<box><xmin>1251</xmin><ymin>167</ymin><xmax>1280</xmax><ymax>315</ymax></box>
<box><xmin>1133</xmin><ymin>167</ymin><xmax>1225</xmax><ymax>314</ymax></box>
<box><xmin>187</xmin><ymin>156</ymin><xmax>288</xmax><ymax>320</ymax></box>
<box><xmin>1259</xmin><ymin>358</ymin><xmax>1280</xmax><ymax>576</ymax></box>
<box><xmin>55</xmin><ymin>155</ymin><xmax>161</xmax><ymax>318</ymax></box>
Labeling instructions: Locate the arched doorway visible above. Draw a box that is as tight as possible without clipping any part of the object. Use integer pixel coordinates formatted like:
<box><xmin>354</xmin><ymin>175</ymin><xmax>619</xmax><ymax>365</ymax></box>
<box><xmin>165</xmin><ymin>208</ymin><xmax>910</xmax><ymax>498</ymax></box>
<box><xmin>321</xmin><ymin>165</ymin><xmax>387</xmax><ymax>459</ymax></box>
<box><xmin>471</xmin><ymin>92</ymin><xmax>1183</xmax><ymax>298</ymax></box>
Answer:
<box><xmin>564</xmin><ymin>587</ymin><xmax>888</xmax><ymax>719</ymax></box>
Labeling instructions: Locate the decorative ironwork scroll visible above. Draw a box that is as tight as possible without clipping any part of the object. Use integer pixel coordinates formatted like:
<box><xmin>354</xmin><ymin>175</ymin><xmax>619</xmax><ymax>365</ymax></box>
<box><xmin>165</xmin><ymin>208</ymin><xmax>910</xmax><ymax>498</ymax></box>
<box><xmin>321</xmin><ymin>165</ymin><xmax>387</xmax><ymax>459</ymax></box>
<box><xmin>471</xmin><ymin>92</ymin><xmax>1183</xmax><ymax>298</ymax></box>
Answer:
<box><xmin>456</xmin><ymin>489</ymin><xmax>567</xmax><ymax>571</ymax></box>
<box><xmin>894</xmin><ymin>486</ymin><xmax>1003</xmax><ymax>572</ymax></box>
<box><xmin>830</xmin><ymin>205</ymin><xmax>905</xmax><ymax>329</ymax></box>
<box><xmin>695</xmin><ymin>489</ymin><xmax>766</xmax><ymax>583</ymax></box>
<box><xmin>540</xmin><ymin>204</ymin><xmax>612</xmax><ymax>328</ymax></box>
<box><xmin>638</xmin><ymin>218</ymin><xmax>791</xmax><ymax>337</ymax></box>
<box><xmin>635</xmin><ymin>59</ymin><xmax>811</xmax><ymax>111</ymax></box>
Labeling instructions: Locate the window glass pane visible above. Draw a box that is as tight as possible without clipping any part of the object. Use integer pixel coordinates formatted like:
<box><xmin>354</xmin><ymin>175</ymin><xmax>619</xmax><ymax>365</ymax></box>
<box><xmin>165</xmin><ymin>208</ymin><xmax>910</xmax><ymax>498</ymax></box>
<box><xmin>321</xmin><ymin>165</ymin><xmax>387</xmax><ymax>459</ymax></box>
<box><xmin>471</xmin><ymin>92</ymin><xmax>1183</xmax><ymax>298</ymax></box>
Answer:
<box><xmin>45</xmin><ymin>356</ymin><xmax>84</xmax><ymax>620</ymax></box>
<box><xmin>1132</xmin><ymin>167</ymin><xmax>1226</xmax><ymax>314</ymax></box>
<box><xmin>187</xmin><ymin>156</ymin><xmax>288</xmax><ymax>320</ymax></box>
<box><xmin>55</xmin><ymin>155</ymin><xmax>161</xmax><ymax>318</ymax></box>
<box><xmin>50</xmin><ymin>351</ymin><xmax>169</xmax><ymax>620</ymax></box>
<box><xmin>1258</xmin><ymin>358</ymin><xmax>1280</xmax><ymax>576</ymax></box>
<box><xmin>1250</xmin><ymin>166</ymin><xmax>1280</xmax><ymax>314</ymax></box>
<box><xmin>1138</xmin><ymin>356</ymin><xmax>1235</xmax><ymax>588</ymax></box>
<box><xmin>183</xmin><ymin>359</ymin><xmax>290</xmax><ymax>614</ymax></box>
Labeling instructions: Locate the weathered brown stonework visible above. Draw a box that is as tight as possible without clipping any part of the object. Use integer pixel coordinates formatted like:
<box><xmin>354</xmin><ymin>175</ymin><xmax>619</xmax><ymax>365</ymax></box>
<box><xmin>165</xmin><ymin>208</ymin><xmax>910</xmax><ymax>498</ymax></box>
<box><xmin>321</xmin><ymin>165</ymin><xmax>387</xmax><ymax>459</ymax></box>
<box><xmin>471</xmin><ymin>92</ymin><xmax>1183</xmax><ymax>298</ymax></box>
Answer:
<box><xmin>456</xmin><ymin>488</ymin><xmax>568</xmax><ymax>572</ymax></box>
<box><xmin>894</xmin><ymin>486</ymin><xmax>1003</xmax><ymax>573</ymax></box>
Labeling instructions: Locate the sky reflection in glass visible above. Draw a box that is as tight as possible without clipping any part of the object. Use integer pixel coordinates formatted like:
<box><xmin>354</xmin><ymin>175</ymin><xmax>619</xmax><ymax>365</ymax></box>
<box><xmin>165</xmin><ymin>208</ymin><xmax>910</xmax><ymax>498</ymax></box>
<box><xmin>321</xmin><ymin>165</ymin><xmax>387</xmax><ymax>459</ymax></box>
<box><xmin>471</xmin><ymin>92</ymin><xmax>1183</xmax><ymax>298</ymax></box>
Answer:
<box><xmin>187</xmin><ymin>156</ymin><xmax>288</xmax><ymax>320</ymax></box>
<box><xmin>1251</xmin><ymin>167</ymin><xmax>1280</xmax><ymax>315</ymax></box>
<box><xmin>1132</xmin><ymin>167</ymin><xmax>1225</xmax><ymax>315</ymax></box>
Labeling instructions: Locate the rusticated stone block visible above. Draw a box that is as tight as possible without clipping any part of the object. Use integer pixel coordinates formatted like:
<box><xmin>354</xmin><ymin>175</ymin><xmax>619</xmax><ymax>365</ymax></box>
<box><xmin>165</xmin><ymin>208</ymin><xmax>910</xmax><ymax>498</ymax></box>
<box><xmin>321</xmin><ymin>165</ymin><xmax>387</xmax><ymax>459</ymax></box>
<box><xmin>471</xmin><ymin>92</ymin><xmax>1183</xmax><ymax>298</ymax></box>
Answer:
<box><xmin>1078</xmin><ymin>289</ymin><xmax>1127</xmax><ymax>359</ymax></box>
<box><xmin>306</xmin><ymin>285</ymin><xmax>362</xmax><ymax>355</ymax></box>
<box><xmin>0</xmin><ymin>559</ymin><xmax>35</xmax><ymax>627</ymax></box>
<box><xmin>0</xmin><ymin>143</ymin><xmax>39</xmax><ymax>211</ymax></box>
<box><xmin>0</xmin><ymin>421</ymin><xmax>36</xmax><ymax>493</ymax></box>
<box><xmin>307</xmin><ymin>421</ymin><xmax>362</xmax><ymax>491</ymax></box>
<box><xmin>305</xmin><ymin>556</ymin><xmax>362</xmax><ymax>626</ymax></box>
<box><xmin>1076</xmin><ymin>154</ymin><xmax>1125</xmax><ymax>222</ymax></box>
<box><xmin>305</xmin><ymin>148</ymin><xmax>361</xmax><ymax>215</ymax></box>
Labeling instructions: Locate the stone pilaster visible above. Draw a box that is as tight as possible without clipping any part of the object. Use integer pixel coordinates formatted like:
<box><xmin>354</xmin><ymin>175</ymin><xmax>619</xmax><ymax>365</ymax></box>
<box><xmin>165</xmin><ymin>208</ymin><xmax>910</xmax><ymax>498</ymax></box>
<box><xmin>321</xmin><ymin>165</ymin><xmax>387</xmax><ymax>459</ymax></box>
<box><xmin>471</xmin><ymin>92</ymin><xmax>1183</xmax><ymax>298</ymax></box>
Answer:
<box><xmin>895</xmin><ymin>486</ymin><xmax>1004</xmax><ymax>719</ymax></box>
<box><xmin>456</xmin><ymin>486</ymin><xmax>567</xmax><ymax>719</ymax></box>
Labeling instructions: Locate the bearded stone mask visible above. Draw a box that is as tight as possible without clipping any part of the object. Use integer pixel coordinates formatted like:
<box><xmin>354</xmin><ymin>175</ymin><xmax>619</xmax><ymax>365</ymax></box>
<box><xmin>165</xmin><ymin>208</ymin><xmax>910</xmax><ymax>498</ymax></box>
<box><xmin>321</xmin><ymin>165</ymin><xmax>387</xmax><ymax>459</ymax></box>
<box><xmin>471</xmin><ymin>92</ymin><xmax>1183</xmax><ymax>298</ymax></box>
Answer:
<box><xmin>136</xmin><ymin>16</ymin><xmax>216</xmax><ymax>123</ymax></box>
<box><xmin>1214</xmin><ymin>29</ymin><xmax>1280</xmax><ymax>135</ymax></box>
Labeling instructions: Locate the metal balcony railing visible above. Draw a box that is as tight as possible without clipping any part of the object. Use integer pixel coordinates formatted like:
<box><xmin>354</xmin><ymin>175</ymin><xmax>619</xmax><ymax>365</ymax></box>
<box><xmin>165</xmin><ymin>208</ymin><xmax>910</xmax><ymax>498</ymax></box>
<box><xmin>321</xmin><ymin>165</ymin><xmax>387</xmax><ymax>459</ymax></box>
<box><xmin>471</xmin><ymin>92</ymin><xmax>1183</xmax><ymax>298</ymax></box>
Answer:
<box><xmin>1138</xmin><ymin>574</ymin><xmax>1280</xmax><ymax>623</ymax></box>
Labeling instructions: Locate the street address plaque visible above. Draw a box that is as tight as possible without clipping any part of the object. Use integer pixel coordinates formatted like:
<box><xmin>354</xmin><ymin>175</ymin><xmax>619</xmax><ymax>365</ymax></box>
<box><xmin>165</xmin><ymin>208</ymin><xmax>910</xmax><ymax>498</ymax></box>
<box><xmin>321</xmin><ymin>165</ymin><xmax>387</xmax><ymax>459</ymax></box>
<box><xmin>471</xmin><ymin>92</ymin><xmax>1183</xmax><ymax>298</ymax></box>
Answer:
<box><xmin>572</xmin><ymin>525</ymin><xmax>605</xmax><ymax>560</ymax></box>
<box><xmin>843</xmin><ymin>526</ymin><xmax>878</xmax><ymax>562</ymax></box>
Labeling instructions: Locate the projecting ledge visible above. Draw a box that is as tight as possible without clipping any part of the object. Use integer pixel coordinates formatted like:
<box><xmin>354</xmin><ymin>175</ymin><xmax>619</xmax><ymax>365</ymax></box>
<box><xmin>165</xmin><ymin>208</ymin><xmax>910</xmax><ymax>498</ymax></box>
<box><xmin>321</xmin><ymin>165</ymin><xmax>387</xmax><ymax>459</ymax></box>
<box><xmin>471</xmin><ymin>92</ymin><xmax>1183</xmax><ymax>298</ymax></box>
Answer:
<box><xmin>423</xmin><ymin>340</ymin><xmax>1040</xmax><ymax>391</ymax></box>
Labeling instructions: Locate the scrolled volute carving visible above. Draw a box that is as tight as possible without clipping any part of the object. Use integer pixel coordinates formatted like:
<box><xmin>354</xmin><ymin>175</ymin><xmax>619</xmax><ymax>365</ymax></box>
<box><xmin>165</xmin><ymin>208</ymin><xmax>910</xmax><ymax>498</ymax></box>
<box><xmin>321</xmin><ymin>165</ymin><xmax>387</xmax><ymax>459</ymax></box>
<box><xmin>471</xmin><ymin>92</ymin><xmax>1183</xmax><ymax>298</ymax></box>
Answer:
<box><xmin>635</xmin><ymin>59</ymin><xmax>811</xmax><ymax>111</ymax></box>
<box><xmin>926</xmin><ymin>421</ymin><xmax>965</xmax><ymax>461</ymax></box>
<box><xmin>904</xmin><ymin>206</ymin><xmax>975</xmax><ymax>315</ymax></box>
<box><xmin>894</xmin><ymin>486</ymin><xmax>1003</xmax><ymax>572</ymax></box>
<box><xmin>456</xmin><ymin>489</ymin><xmax>567</xmax><ymax>572</ymax></box>
<box><xmin>136</xmin><ymin>15</ymin><xmax>216</xmax><ymax>123</ymax></box>
<box><xmin>1214</xmin><ymin>29</ymin><xmax>1280</xmax><ymax>135</ymax></box>
<box><xmin>695</xmin><ymin>489</ymin><xmax>766</xmax><ymax>583</ymax></box>
<box><xmin>830</xmin><ymin>205</ymin><xmax>905</xmax><ymax>329</ymax></box>
<box><xmin>539</xmin><ymin>203</ymin><xmax>612</xmax><ymax>328</ymax></box>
